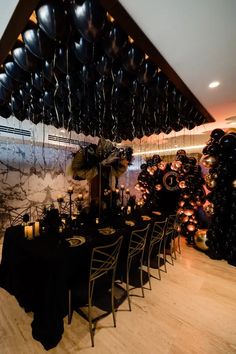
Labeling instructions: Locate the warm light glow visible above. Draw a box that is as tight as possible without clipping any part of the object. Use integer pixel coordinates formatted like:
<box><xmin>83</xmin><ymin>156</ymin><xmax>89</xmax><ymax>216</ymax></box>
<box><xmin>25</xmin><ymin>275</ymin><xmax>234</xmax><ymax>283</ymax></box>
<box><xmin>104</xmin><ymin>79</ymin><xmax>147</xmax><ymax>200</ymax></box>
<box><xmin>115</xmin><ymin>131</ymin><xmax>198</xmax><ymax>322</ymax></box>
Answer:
<box><xmin>145</xmin><ymin>53</ymin><xmax>149</xmax><ymax>59</ymax></box>
<box><xmin>128</xmin><ymin>35</ymin><xmax>134</xmax><ymax>43</ymax></box>
<box><xmin>208</xmin><ymin>81</ymin><xmax>220</xmax><ymax>88</ymax></box>
<box><xmin>133</xmin><ymin>145</ymin><xmax>205</xmax><ymax>156</ymax></box>
<box><xmin>29</xmin><ymin>11</ymin><xmax>37</xmax><ymax>24</ymax></box>
<box><xmin>17</xmin><ymin>34</ymin><xmax>23</xmax><ymax>42</ymax></box>
<box><xmin>107</xmin><ymin>12</ymin><xmax>115</xmax><ymax>22</ymax></box>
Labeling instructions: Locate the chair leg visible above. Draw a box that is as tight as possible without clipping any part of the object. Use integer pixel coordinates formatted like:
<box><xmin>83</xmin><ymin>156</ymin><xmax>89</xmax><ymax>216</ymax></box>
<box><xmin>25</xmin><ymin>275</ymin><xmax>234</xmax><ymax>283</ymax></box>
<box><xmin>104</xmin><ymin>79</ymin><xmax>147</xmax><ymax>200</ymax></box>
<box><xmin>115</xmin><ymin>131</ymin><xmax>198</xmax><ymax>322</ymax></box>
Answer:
<box><xmin>163</xmin><ymin>246</ymin><xmax>167</xmax><ymax>272</ymax></box>
<box><xmin>140</xmin><ymin>262</ymin><xmax>145</xmax><ymax>298</ymax></box>
<box><xmin>88</xmin><ymin>306</ymin><xmax>94</xmax><ymax>347</ymax></box>
<box><xmin>157</xmin><ymin>254</ymin><xmax>161</xmax><ymax>280</ymax></box>
<box><xmin>68</xmin><ymin>289</ymin><xmax>72</xmax><ymax>325</ymax></box>
<box><xmin>177</xmin><ymin>234</ymin><xmax>181</xmax><ymax>254</ymax></box>
<box><xmin>126</xmin><ymin>263</ymin><xmax>132</xmax><ymax>311</ymax></box>
<box><xmin>173</xmin><ymin>237</ymin><xmax>177</xmax><ymax>260</ymax></box>
<box><xmin>111</xmin><ymin>275</ymin><xmax>116</xmax><ymax>328</ymax></box>
<box><xmin>147</xmin><ymin>251</ymin><xmax>152</xmax><ymax>290</ymax></box>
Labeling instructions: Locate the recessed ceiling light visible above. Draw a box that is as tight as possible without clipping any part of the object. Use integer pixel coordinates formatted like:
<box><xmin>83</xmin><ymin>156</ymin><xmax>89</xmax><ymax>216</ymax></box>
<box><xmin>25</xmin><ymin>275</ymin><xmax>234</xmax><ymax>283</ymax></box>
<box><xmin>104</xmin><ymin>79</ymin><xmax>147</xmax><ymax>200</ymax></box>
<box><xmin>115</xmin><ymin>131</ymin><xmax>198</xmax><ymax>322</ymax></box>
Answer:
<box><xmin>208</xmin><ymin>81</ymin><xmax>220</xmax><ymax>88</ymax></box>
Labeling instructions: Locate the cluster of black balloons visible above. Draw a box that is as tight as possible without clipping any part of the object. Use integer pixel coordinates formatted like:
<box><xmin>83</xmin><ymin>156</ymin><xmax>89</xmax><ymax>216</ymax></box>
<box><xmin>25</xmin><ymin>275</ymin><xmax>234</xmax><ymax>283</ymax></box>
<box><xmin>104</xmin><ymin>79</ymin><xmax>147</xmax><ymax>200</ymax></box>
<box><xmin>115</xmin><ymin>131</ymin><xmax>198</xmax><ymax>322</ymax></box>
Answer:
<box><xmin>174</xmin><ymin>150</ymin><xmax>206</xmax><ymax>244</ymax></box>
<box><xmin>135</xmin><ymin>154</ymin><xmax>173</xmax><ymax>213</ymax></box>
<box><xmin>0</xmin><ymin>0</ymin><xmax>207</xmax><ymax>141</ymax></box>
<box><xmin>201</xmin><ymin>128</ymin><xmax>236</xmax><ymax>266</ymax></box>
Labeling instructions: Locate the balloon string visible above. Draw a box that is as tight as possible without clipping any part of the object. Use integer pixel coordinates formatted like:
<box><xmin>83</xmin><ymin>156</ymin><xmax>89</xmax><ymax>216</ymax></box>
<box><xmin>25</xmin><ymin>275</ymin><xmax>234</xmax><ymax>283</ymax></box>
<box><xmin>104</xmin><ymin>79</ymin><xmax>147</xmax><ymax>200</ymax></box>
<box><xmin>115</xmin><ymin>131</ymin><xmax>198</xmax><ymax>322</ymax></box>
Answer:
<box><xmin>66</xmin><ymin>47</ymin><xmax>72</xmax><ymax>130</ymax></box>
<box><xmin>131</xmin><ymin>95</ymin><xmax>136</xmax><ymax>139</ymax></box>
<box><xmin>53</xmin><ymin>52</ymin><xmax>60</xmax><ymax>125</ymax></box>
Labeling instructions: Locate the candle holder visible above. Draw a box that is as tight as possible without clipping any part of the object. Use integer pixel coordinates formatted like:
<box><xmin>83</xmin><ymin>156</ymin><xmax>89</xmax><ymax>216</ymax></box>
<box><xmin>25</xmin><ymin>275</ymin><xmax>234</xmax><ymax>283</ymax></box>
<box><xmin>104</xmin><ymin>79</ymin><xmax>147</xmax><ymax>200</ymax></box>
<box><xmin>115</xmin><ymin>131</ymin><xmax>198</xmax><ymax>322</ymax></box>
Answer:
<box><xmin>67</xmin><ymin>187</ymin><xmax>73</xmax><ymax>221</ymax></box>
<box><xmin>120</xmin><ymin>184</ymin><xmax>125</xmax><ymax>207</ymax></box>
<box><xmin>76</xmin><ymin>194</ymin><xmax>83</xmax><ymax>213</ymax></box>
<box><xmin>125</xmin><ymin>188</ymin><xmax>130</xmax><ymax>204</ymax></box>
<box><xmin>57</xmin><ymin>195</ymin><xmax>64</xmax><ymax>215</ymax></box>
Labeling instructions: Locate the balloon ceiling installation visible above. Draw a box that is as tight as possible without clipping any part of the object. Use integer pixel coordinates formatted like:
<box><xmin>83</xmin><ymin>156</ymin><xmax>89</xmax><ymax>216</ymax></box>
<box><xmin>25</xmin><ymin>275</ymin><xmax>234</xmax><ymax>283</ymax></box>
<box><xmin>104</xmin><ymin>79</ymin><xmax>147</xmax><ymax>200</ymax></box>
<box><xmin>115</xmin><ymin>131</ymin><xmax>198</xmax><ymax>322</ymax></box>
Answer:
<box><xmin>136</xmin><ymin>150</ymin><xmax>206</xmax><ymax>244</ymax></box>
<box><xmin>201</xmin><ymin>128</ymin><xmax>236</xmax><ymax>266</ymax></box>
<box><xmin>0</xmin><ymin>0</ymin><xmax>209</xmax><ymax>140</ymax></box>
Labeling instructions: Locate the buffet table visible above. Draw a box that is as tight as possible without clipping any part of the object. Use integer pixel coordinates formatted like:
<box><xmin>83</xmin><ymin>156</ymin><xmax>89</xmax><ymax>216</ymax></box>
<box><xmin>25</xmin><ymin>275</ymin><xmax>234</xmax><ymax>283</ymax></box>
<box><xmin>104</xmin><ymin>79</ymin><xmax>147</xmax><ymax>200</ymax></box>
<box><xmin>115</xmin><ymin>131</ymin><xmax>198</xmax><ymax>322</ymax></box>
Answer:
<box><xmin>0</xmin><ymin>213</ymin><xmax>160</xmax><ymax>350</ymax></box>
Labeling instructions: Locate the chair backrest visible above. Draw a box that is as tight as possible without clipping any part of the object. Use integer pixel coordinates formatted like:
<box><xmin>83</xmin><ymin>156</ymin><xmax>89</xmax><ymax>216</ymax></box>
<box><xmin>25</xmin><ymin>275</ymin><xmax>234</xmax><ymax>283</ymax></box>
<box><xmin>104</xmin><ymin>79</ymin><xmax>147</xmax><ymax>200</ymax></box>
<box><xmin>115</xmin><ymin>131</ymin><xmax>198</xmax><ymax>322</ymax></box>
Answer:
<box><xmin>150</xmin><ymin>219</ymin><xmax>168</xmax><ymax>248</ymax></box>
<box><xmin>128</xmin><ymin>224</ymin><xmax>150</xmax><ymax>260</ymax></box>
<box><xmin>89</xmin><ymin>236</ymin><xmax>123</xmax><ymax>282</ymax></box>
<box><xmin>165</xmin><ymin>214</ymin><xmax>178</xmax><ymax>238</ymax></box>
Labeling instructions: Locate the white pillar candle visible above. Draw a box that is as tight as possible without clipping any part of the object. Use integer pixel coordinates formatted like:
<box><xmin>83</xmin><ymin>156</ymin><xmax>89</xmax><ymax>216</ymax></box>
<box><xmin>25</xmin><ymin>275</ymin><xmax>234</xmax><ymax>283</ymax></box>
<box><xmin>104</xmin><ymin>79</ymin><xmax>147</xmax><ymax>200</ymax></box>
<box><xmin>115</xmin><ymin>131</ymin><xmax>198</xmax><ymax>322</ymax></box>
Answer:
<box><xmin>24</xmin><ymin>225</ymin><xmax>33</xmax><ymax>240</ymax></box>
<box><xmin>34</xmin><ymin>221</ymin><xmax>40</xmax><ymax>237</ymax></box>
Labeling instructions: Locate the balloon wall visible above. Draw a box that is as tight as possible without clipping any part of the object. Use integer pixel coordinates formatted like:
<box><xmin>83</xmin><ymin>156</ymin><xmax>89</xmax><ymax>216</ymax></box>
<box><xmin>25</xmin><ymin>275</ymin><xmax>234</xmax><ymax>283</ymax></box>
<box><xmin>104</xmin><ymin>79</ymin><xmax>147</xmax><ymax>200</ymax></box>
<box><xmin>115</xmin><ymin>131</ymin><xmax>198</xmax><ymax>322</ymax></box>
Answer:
<box><xmin>201</xmin><ymin>129</ymin><xmax>236</xmax><ymax>266</ymax></box>
<box><xmin>0</xmin><ymin>0</ymin><xmax>209</xmax><ymax>141</ymax></box>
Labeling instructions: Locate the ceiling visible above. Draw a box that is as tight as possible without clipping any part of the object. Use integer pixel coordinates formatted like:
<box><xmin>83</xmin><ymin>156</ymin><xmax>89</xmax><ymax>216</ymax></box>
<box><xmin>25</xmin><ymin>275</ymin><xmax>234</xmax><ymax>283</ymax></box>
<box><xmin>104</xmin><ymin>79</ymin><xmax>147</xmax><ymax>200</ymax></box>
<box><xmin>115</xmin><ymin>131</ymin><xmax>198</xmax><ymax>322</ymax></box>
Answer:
<box><xmin>0</xmin><ymin>0</ymin><xmax>236</xmax><ymax>154</ymax></box>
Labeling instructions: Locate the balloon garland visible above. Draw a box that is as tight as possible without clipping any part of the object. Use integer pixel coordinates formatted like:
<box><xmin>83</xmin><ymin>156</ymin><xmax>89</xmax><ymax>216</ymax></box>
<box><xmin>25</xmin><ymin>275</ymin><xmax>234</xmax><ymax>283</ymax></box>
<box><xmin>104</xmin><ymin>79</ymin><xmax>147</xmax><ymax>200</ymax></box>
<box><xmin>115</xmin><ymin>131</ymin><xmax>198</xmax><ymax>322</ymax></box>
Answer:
<box><xmin>201</xmin><ymin>128</ymin><xmax>236</xmax><ymax>266</ymax></box>
<box><xmin>136</xmin><ymin>150</ymin><xmax>206</xmax><ymax>244</ymax></box>
<box><xmin>0</xmin><ymin>0</ymin><xmax>210</xmax><ymax>140</ymax></box>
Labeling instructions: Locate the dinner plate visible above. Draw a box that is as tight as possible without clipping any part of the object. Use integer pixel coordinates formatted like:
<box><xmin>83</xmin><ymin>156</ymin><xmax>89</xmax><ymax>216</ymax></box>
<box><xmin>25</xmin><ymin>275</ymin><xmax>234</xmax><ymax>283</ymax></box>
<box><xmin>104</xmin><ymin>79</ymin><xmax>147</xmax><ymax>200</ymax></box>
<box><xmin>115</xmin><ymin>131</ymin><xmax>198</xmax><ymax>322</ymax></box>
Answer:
<box><xmin>152</xmin><ymin>211</ymin><xmax>162</xmax><ymax>216</ymax></box>
<box><xmin>98</xmin><ymin>227</ymin><xmax>116</xmax><ymax>235</ymax></box>
<box><xmin>141</xmin><ymin>215</ymin><xmax>151</xmax><ymax>221</ymax></box>
<box><xmin>67</xmin><ymin>236</ymin><xmax>86</xmax><ymax>247</ymax></box>
<box><xmin>125</xmin><ymin>220</ymin><xmax>135</xmax><ymax>227</ymax></box>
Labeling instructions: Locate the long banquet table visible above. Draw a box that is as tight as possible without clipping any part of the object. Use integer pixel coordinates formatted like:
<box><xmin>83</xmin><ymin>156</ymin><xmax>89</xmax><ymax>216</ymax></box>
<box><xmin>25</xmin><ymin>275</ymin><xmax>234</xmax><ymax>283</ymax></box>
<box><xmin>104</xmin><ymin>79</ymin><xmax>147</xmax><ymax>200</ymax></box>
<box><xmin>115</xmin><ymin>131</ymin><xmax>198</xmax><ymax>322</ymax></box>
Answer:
<box><xmin>0</xmin><ymin>213</ymin><xmax>162</xmax><ymax>350</ymax></box>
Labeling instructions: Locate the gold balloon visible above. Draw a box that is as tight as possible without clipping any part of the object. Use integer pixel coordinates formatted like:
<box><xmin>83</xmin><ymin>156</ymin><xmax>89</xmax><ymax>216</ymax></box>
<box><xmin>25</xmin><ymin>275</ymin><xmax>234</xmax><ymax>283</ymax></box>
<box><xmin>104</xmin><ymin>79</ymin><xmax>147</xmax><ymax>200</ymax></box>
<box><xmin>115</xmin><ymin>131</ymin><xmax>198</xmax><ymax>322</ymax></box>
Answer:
<box><xmin>205</xmin><ymin>173</ymin><xmax>212</xmax><ymax>182</ymax></box>
<box><xmin>200</xmin><ymin>155</ymin><xmax>218</xmax><ymax>168</ymax></box>
<box><xmin>187</xmin><ymin>223</ymin><xmax>196</xmax><ymax>232</ymax></box>
<box><xmin>182</xmin><ymin>216</ymin><xmax>189</xmax><ymax>223</ymax></box>
<box><xmin>158</xmin><ymin>161</ymin><xmax>167</xmax><ymax>170</ymax></box>
<box><xmin>179</xmin><ymin>181</ymin><xmax>186</xmax><ymax>189</ymax></box>
<box><xmin>155</xmin><ymin>184</ymin><xmax>162</xmax><ymax>191</ymax></box>
<box><xmin>206</xmin><ymin>179</ymin><xmax>217</xmax><ymax>189</ymax></box>
<box><xmin>183</xmin><ymin>208</ymin><xmax>194</xmax><ymax>216</ymax></box>
<box><xmin>194</xmin><ymin>229</ymin><xmax>209</xmax><ymax>251</ymax></box>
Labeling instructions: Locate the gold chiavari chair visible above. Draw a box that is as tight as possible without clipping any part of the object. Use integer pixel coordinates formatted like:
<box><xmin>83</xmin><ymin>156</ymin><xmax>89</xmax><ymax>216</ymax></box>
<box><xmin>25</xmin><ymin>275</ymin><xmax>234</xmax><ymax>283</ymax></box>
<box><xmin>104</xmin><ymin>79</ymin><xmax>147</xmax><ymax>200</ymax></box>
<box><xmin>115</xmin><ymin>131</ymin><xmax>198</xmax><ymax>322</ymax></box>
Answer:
<box><xmin>68</xmin><ymin>236</ymin><xmax>123</xmax><ymax>347</ymax></box>
<box><xmin>164</xmin><ymin>214</ymin><xmax>178</xmax><ymax>266</ymax></box>
<box><xmin>124</xmin><ymin>224</ymin><xmax>150</xmax><ymax>311</ymax></box>
<box><xmin>146</xmin><ymin>219</ymin><xmax>168</xmax><ymax>288</ymax></box>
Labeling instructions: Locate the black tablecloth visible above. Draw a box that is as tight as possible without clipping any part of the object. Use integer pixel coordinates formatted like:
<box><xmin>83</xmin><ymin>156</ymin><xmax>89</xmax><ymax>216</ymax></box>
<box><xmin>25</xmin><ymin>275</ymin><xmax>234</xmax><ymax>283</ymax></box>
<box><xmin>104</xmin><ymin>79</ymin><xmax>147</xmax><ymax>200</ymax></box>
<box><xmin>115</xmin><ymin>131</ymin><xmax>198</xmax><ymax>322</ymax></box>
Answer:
<box><xmin>0</xmin><ymin>212</ymin><xmax>162</xmax><ymax>350</ymax></box>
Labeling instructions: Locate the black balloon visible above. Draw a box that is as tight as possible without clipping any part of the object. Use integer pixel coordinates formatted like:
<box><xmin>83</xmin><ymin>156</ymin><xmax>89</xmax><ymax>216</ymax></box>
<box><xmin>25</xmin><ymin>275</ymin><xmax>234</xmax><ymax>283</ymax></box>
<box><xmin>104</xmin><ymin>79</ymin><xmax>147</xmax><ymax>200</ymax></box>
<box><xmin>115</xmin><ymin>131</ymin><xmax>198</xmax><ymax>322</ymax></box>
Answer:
<box><xmin>219</xmin><ymin>133</ymin><xmax>236</xmax><ymax>151</ymax></box>
<box><xmin>123</xmin><ymin>43</ymin><xmax>144</xmax><ymax>73</ymax></box>
<box><xmin>113</xmin><ymin>67</ymin><xmax>131</xmax><ymax>87</ymax></box>
<box><xmin>4</xmin><ymin>60</ymin><xmax>29</xmax><ymax>82</ymax></box>
<box><xmin>0</xmin><ymin>104</ymin><xmax>11</xmax><ymax>118</ymax></box>
<box><xmin>23</xmin><ymin>26</ymin><xmax>55</xmax><ymax>60</ymax></box>
<box><xmin>72</xmin><ymin>36</ymin><xmax>94</xmax><ymax>64</ymax></box>
<box><xmin>13</xmin><ymin>46</ymin><xmax>40</xmax><ymax>72</ymax></box>
<box><xmin>104</xmin><ymin>24</ymin><xmax>127</xmax><ymax>59</ymax></box>
<box><xmin>42</xmin><ymin>61</ymin><xmax>55</xmax><ymax>85</ymax></box>
<box><xmin>137</xmin><ymin>59</ymin><xmax>156</xmax><ymax>84</ymax></box>
<box><xmin>55</xmin><ymin>46</ymin><xmax>78</xmax><ymax>74</ymax></box>
<box><xmin>37</xmin><ymin>0</ymin><xmax>68</xmax><ymax>42</ymax></box>
<box><xmin>96</xmin><ymin>55</ymin><xmax>111</xmax><ymax>76</ymax></box>
<box><xmin>210</xmin><ymin>128</ymin><xmax>225</xmax><ymax>141</ymax></box>
<box><xmin>79</xmin><ymin>64</ymin><xmax>96</xmax><ymax>83</ymax></box>
<box><xmin>71</xmin><ymin>0</ymin><xmax>106</xmax><ymax>43</ymax></box>
<box><xmin>0</xmin><ymin>73</ymin><xmax>16</xmax><ymax>92</ymax></box>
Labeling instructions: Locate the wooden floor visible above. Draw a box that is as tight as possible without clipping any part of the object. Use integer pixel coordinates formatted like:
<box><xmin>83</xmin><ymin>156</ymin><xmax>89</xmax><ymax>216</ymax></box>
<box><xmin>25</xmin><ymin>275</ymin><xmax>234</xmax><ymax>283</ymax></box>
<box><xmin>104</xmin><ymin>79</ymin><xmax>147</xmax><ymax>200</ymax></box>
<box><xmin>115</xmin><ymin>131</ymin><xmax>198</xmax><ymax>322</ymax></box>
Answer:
<box><xmin>0</xmin><ymin>238</ymin><xmax>236</xmax><ymax>354</ymax></box>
